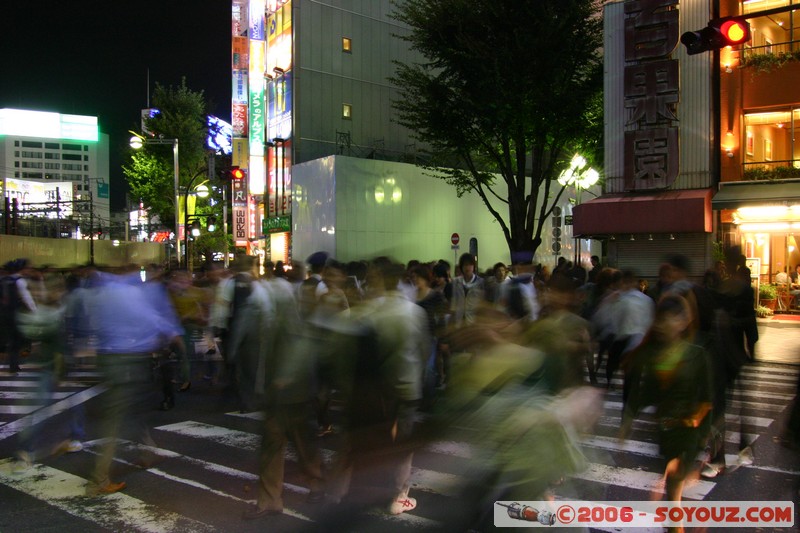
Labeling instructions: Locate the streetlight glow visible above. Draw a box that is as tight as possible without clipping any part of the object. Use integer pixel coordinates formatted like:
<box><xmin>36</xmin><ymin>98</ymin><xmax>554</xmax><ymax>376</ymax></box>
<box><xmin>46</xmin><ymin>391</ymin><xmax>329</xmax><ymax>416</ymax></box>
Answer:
<box><xmin>559</xmin><ymin>154</ymin><xmax>599</xmax><ymax>188</ymax></box>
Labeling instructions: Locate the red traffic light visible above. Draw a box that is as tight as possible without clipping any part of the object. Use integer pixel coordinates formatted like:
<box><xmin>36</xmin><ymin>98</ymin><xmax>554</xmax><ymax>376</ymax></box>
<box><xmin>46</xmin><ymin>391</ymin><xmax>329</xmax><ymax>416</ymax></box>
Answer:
<box><xmin>682</xmin><ymin>17</ymin><xmax>751</xmax><ymax>55</ymax></box>
<box><xmin>719</xmin><ymin>19</ymin><xmax>750</xmax><ymax>45</ymax></box>
<box><xmin>231</xmin><ymin>167</ymin><xmax>245</xmax><ymax>180</ymax></box>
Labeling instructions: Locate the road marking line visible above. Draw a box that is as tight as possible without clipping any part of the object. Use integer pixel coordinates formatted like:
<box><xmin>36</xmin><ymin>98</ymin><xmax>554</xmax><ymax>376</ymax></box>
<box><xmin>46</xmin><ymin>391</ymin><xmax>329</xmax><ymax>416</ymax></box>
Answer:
<box><xmin>603</xmin><ymin>402</ymin><xmax>776</xmax><ymax>428</ymax></box>
<box><xmin>79</xmin><ymin>440</ymin><xmax>314</xmax><ymax>523</ymax></box>
<box><xmin>156</xmin><ymin>420</ymin><xmax>260</xmax><ymax>449</ymax></box>
<box><xmin>0</xmin><ymin>405</ymin><xmax>39</xmax><ymax>415</ymax></box>
<box><xmin>156</xmin><ymin>421</ymin><xmax>717</xmax><ymax>501</ymax></box>
<box><xmin>0</xmin><ymin>459</ymin><xmax>216</xmax><ymax>532</ymax></box>
<box><xmin>0</xmin><ymin>391</ymin><xmax>73</xmax><ymax>400</ymax></box>
<box><xmin>0</xmin><ymin>383</ymin><xmax>107</xmax><ymax>441</ymax></box>
<box><xmin>572</xmin><ymin>463</ymin><xmax>715</xmax><ymax>500</ymax></box>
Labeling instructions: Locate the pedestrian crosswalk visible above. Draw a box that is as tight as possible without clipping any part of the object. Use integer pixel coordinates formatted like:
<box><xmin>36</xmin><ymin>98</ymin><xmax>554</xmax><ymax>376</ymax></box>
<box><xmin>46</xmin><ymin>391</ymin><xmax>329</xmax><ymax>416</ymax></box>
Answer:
<box><xmin>0</xmin><ymin>360</ymin><xmax>796</xmax><ymax>531</ymax></box>
<box><xmin>0</xmin><ymin>365</ymin><xmax>103</xmax><ymax>444</ymax></box>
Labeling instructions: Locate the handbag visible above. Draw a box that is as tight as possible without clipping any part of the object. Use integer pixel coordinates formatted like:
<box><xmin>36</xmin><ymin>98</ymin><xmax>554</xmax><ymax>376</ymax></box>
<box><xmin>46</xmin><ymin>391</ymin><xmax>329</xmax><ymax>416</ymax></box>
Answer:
<box><xmin>16</xmin><ymin>305</ymin><xmax>63</xmax><ymax>341</ymax></box>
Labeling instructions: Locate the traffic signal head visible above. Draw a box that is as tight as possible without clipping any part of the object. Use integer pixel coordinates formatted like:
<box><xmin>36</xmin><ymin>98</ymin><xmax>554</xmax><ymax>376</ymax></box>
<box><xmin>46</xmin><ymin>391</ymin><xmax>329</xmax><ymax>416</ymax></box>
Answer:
<box><xmin>230</xmin><ymin>167</ymin><xmax>245</xmax><ymax>180</ymax></box>
<box><xmin>718</xmin><ymin>19</ymin><xmax>750</xmax><ymax>46</ymax></box>
<box><xmin>681</xmin><ymin>17</ymin><xmax>751</xmax><ymax>55</ymax></box>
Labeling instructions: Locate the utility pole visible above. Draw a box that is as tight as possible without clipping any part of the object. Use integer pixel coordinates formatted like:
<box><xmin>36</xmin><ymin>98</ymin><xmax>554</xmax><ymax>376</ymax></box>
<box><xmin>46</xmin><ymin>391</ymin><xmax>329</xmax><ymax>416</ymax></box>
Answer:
<box><xmin>89</xmin><ymin>192</ymin><xmax>95</xmax><ymax>266</ymax></box>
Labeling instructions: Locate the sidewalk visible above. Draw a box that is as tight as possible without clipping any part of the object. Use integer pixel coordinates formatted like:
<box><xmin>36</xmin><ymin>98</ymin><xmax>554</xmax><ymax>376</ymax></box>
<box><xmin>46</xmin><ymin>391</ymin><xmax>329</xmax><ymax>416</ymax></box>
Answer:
<box><xmin>754</xmin><ymin>316</ymin><xmax>800</xmax><ymax>365</ymax></box>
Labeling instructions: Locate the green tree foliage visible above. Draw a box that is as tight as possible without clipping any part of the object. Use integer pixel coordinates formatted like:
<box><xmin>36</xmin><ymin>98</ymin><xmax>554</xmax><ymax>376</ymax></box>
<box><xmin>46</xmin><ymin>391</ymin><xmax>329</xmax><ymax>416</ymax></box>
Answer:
<box><xmin>391</xmin><ymin>0</ymin><xmax>604</xmax><ymax>258</ymax></box>
<box><xmin>122</xmin><ymin>79</ymin><xmax>209</xmax><ymax>232</ymax></box>
<box><xmin>123</xmin><ymin>79</ymin><xmax>230</xmax><ymax>267</ymax></box>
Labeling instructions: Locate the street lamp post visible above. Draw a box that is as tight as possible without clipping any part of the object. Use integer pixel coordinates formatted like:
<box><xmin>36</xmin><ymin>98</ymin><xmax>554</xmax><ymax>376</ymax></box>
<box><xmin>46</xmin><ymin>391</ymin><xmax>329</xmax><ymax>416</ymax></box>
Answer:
<box><xmin>130</xmin><ymin>134</ymin><xmax>180</xmax><ymax>267</ymax></box>
<box><xmin>183</xmin><ymin>177</ymin><xmax>209</xmax><ymax>273</ymax></box>
<box><xmin>558</xmin><ymin>154</ymin><xmax>600</xmax><ymax>265</ymax></box>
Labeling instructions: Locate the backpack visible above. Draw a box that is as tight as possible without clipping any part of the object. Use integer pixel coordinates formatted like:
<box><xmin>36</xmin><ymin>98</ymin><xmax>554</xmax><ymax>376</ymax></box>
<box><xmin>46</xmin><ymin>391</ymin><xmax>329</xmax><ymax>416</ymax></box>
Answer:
<box><xmin>0</xmin><ymin>275</ymin><xmax>21</xmax><ymax>324</ymax></box>
<box><xmin>298</xmin><ymin>276</ymin><xmax>322</xmax><ymax>319</ymax></box>
<box><xmin>228</xmin><ymin>272</ymin><xmax>254</xmax><ymax>329</ymax></box>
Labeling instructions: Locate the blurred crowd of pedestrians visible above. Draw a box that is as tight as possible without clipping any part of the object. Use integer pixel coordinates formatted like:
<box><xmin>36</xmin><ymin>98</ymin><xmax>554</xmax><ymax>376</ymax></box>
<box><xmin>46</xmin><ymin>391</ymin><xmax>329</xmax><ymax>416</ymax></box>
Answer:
<box><xmin>0</xmin><ymin>246</ymin><xmax>798</xmax><ymax>532</ymax></box>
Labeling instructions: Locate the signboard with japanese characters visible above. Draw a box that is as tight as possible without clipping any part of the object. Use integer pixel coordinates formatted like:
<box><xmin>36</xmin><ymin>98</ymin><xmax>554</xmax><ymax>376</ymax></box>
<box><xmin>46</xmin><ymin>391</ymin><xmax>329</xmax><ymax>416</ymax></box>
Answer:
<box><xmin>623</xmin><ymin>0</ymin><xmax>680</xmax><ymax>191</ymax></box>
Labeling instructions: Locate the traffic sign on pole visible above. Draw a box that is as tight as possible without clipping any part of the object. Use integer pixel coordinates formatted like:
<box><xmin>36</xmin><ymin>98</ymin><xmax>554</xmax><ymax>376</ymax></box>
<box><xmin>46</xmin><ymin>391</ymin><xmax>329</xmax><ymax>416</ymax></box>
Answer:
<box><xmin>451</xmin><ymin>233</ymin><xmax>460</xmax><ymax>246</ymax></box>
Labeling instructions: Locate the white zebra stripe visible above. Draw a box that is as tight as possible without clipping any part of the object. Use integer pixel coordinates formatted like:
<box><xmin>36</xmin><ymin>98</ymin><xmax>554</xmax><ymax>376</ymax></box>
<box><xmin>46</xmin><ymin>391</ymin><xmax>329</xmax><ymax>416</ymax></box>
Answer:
<box><xmin>0</xmin><ymin>391</ymin><xmax>72</xmax><ymax>400</ymax></box>
<box><xmin>572</xmin><ymin>463</ymin><xmax>715</xmax><ymax>500</ymax></box>
<box><xmin>156</xmin><ymin>421</ymin><xmax>718</xmax><ymax>501</ymax></box>
<box><xmin>0</xmin><ymin>383</ymin><xmax>107</xmax><ymax>441</ymax></box>
<box><xmin>0</xmin><ymin>459</ymin><xmax>216</xmax><ymax>532</ymax></box>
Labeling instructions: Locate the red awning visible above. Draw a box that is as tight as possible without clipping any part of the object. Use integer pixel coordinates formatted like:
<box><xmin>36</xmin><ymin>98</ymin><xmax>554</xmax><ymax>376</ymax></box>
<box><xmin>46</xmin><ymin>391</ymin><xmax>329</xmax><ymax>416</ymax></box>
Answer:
<box><xmin>572</xmin><ymin>188</ymin><xmax>713</xmax><ymax>236</ymax></box>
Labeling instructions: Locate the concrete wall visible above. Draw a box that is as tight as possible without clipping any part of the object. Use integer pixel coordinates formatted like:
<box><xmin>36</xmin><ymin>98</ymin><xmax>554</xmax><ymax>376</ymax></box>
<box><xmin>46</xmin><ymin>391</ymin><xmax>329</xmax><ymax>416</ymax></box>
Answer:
<box><xmin>0</xmin><ymin>234</ymin><xmax>165</xmax><ymax>269</ymax></box>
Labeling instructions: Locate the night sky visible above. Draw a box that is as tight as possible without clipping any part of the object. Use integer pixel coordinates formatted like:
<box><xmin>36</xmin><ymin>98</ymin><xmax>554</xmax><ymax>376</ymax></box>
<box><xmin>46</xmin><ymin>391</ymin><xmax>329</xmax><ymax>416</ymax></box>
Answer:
<box><xmin>0</xmin><ymin>0</ymin><xmax>232</xmax><ymax>209</ymax></box>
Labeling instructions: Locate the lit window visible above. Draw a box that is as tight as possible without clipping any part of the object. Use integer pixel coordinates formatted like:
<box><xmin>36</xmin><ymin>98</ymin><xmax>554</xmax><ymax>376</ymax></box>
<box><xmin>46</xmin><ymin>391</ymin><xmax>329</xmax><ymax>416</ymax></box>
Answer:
<box><xmin>343</xmin><ymin>103</ymin><xmax>352</xmax><ymax>119</ymax></box>
<box><xmin>342</xmin><ymin>37</ymin><xmax>352</xmax><ymax>52</ymax></box>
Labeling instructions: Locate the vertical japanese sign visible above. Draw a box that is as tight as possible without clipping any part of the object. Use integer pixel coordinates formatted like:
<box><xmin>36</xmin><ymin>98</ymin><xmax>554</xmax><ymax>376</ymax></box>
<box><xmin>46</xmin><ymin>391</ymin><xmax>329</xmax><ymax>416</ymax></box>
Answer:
<box><xmin>244</xmin><ymin>2</ymin><xmax>268</xmax><ymax>242</ymax></box>
<box><xmin>232</xmin><ymin>4</ymin><xmax>249</xmax><ymax>138</ymax></box>
<box><xmin>232</xmin><ymin>171</ymin><xmax>248</xmax><ymax>247</ymax></box>
<box><xmin>249</xmin><ymin>39</ymin><xmax>266</xmax><ymax>196</ymax></box>
<box><xmin>623</xmin><ymin>0</ymin><xmax>680</xmax><ymax>191</ymax></box>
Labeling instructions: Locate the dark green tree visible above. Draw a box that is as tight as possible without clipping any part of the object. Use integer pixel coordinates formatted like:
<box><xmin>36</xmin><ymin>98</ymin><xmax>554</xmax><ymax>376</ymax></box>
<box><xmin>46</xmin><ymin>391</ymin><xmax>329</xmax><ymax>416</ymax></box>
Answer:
<box><xmin>123</xmin><ymin>79</ymin><xmax>228</xmax><ymax>266</ymax></box>
<box><xmin>391</xmin><ymin>0</ymin><xmax>604</xmax><ymax>260</ymax></box>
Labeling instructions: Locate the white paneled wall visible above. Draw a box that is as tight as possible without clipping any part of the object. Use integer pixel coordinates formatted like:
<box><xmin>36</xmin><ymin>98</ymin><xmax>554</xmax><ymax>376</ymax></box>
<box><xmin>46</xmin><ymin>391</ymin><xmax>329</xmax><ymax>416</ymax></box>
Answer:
<box><xmin>292</xmin><ymin>156</ymin><xmax>600</xmax><ymax>271</ymax></box>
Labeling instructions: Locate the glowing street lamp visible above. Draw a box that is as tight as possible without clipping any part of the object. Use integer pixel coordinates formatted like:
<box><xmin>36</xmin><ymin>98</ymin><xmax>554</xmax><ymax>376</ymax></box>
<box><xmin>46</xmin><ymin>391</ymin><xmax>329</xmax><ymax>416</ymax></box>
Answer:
<box><xmin>558</xmin><ymin>153</ymin><xmax>601</xmax><ymax>264</ymax></box>
<box><xmin>129</xmin><ymin>133</ymin><xmax>181</xmax><ymax>265</ymax></box>
<box><xmin>558</xmin><ymin>154</ymin><xmax>600</xmax><ymax>189</ymax></box>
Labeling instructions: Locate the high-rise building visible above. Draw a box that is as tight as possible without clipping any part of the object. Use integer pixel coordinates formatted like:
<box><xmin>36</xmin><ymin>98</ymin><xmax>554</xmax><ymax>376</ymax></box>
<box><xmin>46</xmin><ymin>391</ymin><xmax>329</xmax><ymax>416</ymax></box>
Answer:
<box><xmin>0</xmin><ymin>108</ymin><xmax>111</xmax><ymax>238</ymax></box>
<box><xmin>231</xmin><ymin>0</ymin><xmax>427</xmax><ymax>263</ymax></box>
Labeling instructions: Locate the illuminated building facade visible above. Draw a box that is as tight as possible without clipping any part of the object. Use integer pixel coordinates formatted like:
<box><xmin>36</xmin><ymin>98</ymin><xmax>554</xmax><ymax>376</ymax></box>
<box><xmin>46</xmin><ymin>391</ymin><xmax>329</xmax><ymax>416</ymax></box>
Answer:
<box><xmin>230</xmin><ymin>0</ymin><xmax>427</xmax><ymax>264</ymax></box>
<box><xmin>0</xmin><ymin>108</ymin><xmax>111</xmax><ymax>238</ymax></box>
<box><xmin>716</xmin><ymin>0</ymin><xmax>800</xmax><ymax>285</ymax></box>
<box><xmin>574</xmin><ymin>0</ymin><xmax>800</xmax><ymax>285</ymax></box>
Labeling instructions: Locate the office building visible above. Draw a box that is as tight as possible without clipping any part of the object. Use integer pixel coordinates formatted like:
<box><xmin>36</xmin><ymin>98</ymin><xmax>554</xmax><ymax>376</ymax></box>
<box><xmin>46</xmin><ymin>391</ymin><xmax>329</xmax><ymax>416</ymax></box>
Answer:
<box><xmin>0</xmin><ymin>108</ymin><xmax>111</xmax><ymax>239</ymax></box>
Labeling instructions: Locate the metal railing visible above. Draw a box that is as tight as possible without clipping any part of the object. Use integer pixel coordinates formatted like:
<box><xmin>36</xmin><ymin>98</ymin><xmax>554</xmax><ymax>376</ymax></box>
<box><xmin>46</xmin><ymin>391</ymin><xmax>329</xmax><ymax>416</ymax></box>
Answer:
<box><xmin>742</xmin><ymin>159</ymin><xmax>800</xmax><ymax>180</ymax></box>
<box><xmin>741</xmin><ymin>40</ymin><xmax>800</xmax><ymax>63</ymax></box>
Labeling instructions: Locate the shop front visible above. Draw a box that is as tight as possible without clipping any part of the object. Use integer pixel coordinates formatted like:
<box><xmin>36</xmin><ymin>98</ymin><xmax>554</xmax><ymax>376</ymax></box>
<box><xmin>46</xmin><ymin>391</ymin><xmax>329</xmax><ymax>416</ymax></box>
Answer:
<box><xmin>573</xmin><ymin>189</ymin><xmax>715</xmax><ymax>281</ymax></box>
<box><xmin>713</xmin><ymin>180</ymin><xmax>800</xmax><ymax>285</ymax></box>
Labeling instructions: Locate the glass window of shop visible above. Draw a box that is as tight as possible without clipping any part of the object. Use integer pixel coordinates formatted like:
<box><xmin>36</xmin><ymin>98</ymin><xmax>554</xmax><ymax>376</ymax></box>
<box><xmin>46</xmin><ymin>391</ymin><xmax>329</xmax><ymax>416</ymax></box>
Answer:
<box><xmin>738</xmin><ymin>230</ymin><xmax>800</xmax><ymax>285</ymax></box>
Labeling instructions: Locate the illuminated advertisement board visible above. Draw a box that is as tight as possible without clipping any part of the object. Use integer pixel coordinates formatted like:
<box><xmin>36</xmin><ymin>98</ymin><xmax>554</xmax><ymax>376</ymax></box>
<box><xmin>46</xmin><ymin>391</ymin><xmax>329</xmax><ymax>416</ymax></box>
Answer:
<box><xmin>249</xmin><ymin>36</ymin><xmax>266</xmax><ymax>195</ymax></box>
<box><xmin>232</xmin><ymin>138</ymin><xmax>249</xmax><ymax>168</ymax></box>
<box><xmin>249</xmin><ymin>0</ymin><xmax>266</xmax><ymax>40</ymax></box>
<box><xmin>232</xmin><ymin>172</ymin><xmax>249</xmax><ymax>247</ymax></box>
<box><xmin>0</xmin><ymin>109</ymin><xmax>98</xmax><ymax>142</ymax></box>
<box><xmin>3</xmin><ymin>178</ymin><xmax>75</xmax><ymax>218</ymax></box>
<box><xmin>232</xmin><ymin>70</ymin><xmax>248</xmax><ymax>104</ymax></box>
<box><xmin>267</xmin><ymin>0</ymin><xmax>292</xmax><ymax>73</ymax></box>
<box><xmin>249</xmin><ymin>39</ymin><xmax>266</xmax><ymax>147</ymax></box>
<box><xmin>232</xmin><ymin>36</ymin><xmax>248</xmax><ymax>69</ymax></box>
<box><xmin>207</xmin><ymin>115</ymin><xmax>233</xmax><ymax>155</ymax></box>
<box><xmin>232</xmin><ymin>103</ymin><xmax>248</xmax><ymax>137</ymax></box>
<box><xmin>249</xmin><ymin>154</ymin><xmax>266</xmax><ymax>196</ymax></box>
<box><xmin>267</xmin><ymin>140</ymin><xmax>291</xmax><ymax>217</ymax></box>
<box><xmin>267</xmin><ymin>70</ymin><xmax>292</xmax><ymax>141</ymax></box>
